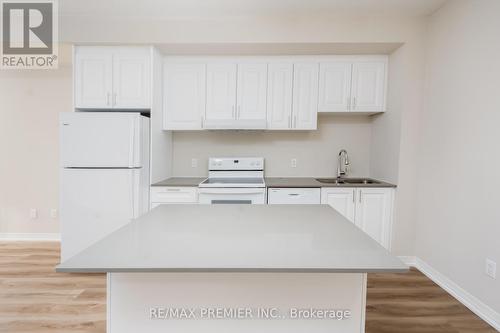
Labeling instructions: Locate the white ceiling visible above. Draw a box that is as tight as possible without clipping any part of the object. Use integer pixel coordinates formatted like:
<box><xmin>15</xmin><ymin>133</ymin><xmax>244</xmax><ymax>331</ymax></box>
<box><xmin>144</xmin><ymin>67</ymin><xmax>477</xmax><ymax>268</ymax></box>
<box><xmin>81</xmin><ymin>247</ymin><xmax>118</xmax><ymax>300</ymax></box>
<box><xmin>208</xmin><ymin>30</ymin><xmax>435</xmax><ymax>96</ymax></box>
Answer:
<box><xmin>59</xmin><ymin>0</ymin><xmax>447</xmax><ymax>19</ymax></box>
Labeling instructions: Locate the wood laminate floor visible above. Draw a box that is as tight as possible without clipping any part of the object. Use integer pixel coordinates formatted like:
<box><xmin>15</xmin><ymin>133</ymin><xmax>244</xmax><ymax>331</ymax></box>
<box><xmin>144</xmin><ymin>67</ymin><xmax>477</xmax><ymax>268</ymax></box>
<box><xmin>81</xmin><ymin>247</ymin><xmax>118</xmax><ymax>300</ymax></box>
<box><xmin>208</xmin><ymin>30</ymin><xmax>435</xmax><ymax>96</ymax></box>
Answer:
<box><xmin>0</xmin><ymin>242</ymin><xmax>496</xmax><ymax>333</ymax></box>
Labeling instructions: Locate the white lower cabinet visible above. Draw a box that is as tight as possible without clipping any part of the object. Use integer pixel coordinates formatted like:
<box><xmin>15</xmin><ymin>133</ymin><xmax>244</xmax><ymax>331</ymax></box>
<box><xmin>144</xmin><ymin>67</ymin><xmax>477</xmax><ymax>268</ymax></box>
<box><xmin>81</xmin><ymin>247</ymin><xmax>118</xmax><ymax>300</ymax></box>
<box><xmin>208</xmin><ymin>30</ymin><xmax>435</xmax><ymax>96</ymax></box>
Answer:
<box><xmin>321</xmin><ymin>187</ymin><xmax>394</xmax><ymax>249</ymax></box>
<box><xmin>320</xmin><ymin>188</ymin><xmax>356</xmax><ymax>222</ymax></box>
<box><xmin>268</xmin><ymin>188</ymin><xmax>321</xmax><ymax>204</ymax></box>
<box><xmin>150</xmin><ymin>187</ymin><xmax>198</xmax><ymax>208</ymax></box>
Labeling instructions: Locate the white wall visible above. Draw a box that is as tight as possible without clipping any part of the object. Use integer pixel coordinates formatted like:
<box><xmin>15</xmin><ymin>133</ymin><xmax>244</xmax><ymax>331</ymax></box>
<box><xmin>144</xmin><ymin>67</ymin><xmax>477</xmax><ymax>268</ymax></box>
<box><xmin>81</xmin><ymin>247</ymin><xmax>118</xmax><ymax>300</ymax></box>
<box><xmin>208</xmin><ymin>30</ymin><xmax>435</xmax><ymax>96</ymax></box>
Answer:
<box><xmin>172</xmin><ymin>115</ymin><xmax>372</xmax><ymax>177</ymax></box>
<box><xmin>0</xmin><ymin>45</ymin><xmax>72</xmax><ymax>234</ymax></box>
<box><xmin>416</xmin><ymin>0</ymin><xmax>500</xmax><ymax>315</ymax></box>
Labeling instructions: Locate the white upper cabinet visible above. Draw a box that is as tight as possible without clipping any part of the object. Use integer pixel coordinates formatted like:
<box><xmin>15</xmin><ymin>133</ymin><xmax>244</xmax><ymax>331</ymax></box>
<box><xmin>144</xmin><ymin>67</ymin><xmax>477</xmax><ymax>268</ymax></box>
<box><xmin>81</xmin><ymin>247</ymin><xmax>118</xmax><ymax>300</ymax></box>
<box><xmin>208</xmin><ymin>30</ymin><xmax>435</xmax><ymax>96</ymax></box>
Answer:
<box><xmin>318</xmin><ymin>57</ymin><xmax>387</xmax><ymax>113</ymax></box>
<box><xmin>267</xmin><ymin>63</ymin><xmax>293</xmax><ymax>130</ymax></box>
<box><xmin>113</xmin><ymin>50</ymin><xmax>151</xmax><ymax>109</ymax></box>
<box><xmin>163</xmin><ymin>63</ymin><xmax>206</xmax><ymax>130</ymax></box>
<box><xmin>355</xmin><ymin>188</ymin><xmax>393</xmax><ymax>249</ymax></box>
<box><xmin>74</xmin><ymin>51</ymin><xmax>113</xmax><ymax>108</ymax></box>
<box><xmin>292</xmin><ymin>63</ymin><xmax>319</xmax><ymax>130</ymax></box>
<box><xmin>74</xmin><ymin>46</ymin><xmax>151</xmax><ymax>110</ymax></box>
<box><xmin>318</xmin><ymin>62</ymin><xmax>352</xmax><ymax>112</ymax></box>
<box><xmin>205</xmin><ymin>63</ymin><xmax>237</xmax><ymax>126</ymax></box>
<box><xmin>161</xmin><ymin>56</ymin><xmax>388</xmax><ymax>130</ymax></box>
<box><xmin>351</xmin><ymin>61</ymin><xmax>386</xmax><ymax>112</ymax></box>
<box><xmin>236</xmin><ymin>64</ymin><xmax>268</xmax><ymax>123</ymax></box>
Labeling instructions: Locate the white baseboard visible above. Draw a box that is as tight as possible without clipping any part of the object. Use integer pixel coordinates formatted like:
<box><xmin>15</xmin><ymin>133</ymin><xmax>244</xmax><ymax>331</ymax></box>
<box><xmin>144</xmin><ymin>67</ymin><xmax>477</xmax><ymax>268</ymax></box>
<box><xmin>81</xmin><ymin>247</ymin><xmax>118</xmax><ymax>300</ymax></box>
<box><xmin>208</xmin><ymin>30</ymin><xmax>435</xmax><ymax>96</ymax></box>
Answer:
<box><xmin>0</xmin><ymin>233</ymin><xmax>60</xmax><ymax>241</ymax></box>
<box><xmin>398</xmin><ymin>255</ymin><xmax>500</xmax><ymax>331</ymax></box>
<box><xmin>397</xmin><ymin>255</ymin><xmax>417</xmax><ymax>266</ymax></box>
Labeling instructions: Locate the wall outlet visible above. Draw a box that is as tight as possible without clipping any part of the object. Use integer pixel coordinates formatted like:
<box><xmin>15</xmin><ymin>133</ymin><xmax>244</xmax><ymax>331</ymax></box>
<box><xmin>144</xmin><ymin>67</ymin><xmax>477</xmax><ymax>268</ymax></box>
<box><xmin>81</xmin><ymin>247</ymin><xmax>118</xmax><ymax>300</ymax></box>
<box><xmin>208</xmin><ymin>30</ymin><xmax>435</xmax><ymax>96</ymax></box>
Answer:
<box><xmin>191</xmin><ymin>158</ymin><xmax>198</xmax><ymax>168</ymax></box>
<box><xmin>29</xmin><ymin>208</ymin><xmax>38</xmax><ymax>219</ymax></box>
<box><xmin>291</xmin><ymin>158</ymin><xmax>297</xmax><ymax>168</ymax></box>
<box><xmin>485</xmin><ymin>259</ymin><xmax>497</xmax><ymax>279</ymax></box>
<box><xmin>50</xmin><ymin>208</ymin><xmax>58</xmax><ymax>219</ymax></box>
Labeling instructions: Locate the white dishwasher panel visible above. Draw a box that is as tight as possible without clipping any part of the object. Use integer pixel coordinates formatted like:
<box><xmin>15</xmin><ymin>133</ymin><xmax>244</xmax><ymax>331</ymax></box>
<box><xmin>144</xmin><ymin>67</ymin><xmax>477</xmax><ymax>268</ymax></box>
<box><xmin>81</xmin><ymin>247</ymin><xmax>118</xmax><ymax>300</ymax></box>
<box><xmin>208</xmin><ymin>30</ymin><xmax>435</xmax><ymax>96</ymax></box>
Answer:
<box><xmin>267</xmin><ymin>188</ymin><xmax>321</xmax><ymax>204</ymax></box>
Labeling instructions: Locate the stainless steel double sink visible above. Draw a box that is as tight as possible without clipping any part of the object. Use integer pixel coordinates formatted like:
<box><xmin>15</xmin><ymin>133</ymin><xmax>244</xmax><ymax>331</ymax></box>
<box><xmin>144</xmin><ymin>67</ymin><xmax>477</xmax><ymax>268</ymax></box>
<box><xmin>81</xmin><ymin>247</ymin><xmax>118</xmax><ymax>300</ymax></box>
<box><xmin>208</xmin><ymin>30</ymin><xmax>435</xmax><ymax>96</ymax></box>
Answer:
<box><xmin>315</xmin><ymin>178</ymin><xmax>382</xmax><ymax>185</ymax></box>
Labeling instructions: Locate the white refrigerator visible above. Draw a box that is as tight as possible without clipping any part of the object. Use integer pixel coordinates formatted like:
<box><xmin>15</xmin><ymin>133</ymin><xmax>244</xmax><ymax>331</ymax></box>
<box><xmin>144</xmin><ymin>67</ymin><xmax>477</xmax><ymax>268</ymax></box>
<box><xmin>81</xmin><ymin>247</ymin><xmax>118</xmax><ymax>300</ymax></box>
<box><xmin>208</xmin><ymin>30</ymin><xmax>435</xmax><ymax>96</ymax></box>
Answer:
<box><xmin>60</xmin><ymin>112</ymin><xmax>150</xmax><ymax>261</ymax></box>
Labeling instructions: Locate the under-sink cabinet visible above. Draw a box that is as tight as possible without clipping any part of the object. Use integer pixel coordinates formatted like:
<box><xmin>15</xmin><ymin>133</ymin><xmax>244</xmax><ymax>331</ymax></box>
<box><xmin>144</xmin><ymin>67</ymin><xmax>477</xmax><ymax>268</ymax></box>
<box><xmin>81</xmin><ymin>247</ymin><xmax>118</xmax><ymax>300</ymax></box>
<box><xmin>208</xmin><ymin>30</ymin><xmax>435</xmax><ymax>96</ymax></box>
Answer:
<box><xmin>150</xmin><ymin>187</ymin><xmax>198</xmax><ymax>208</ymax></box>
<box><xmin>321</xmin><ymin>187</ymin><xmax>394</xmax><ymax>249</ymax></box>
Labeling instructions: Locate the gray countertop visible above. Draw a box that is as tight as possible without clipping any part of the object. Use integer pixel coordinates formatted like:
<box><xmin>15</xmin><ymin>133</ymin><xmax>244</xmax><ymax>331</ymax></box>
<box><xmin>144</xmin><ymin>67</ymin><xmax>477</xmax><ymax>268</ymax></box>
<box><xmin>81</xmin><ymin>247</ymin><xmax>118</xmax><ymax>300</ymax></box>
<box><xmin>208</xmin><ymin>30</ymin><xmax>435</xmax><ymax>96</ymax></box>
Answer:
<box><xmin>151</xmin><ymin>177</ymin><xmax>206</xmax><ymax>187</ymax></box>
<box><xmin>265</xmin><ymin>177</ymin><xmax>396</xmax><ymax>188</ymax></box>
<box><xmin>151</xmin><ymin>177</ymin><xmax>396</xmax><ymax>188</ymax></box>
<box><xmin>57</xmin><ymin>205</ymin><xmax>407</xmax><ymax>274</ymax></box>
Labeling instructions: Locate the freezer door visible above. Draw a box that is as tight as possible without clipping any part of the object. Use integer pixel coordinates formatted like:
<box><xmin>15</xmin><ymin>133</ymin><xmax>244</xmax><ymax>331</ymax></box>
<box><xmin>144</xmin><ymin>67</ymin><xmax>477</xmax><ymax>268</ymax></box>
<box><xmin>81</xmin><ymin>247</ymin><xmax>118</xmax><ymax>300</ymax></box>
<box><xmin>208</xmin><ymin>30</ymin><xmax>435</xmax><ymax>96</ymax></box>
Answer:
<box><xmin>60</xmin><ymin>112</ymin><xmax>146</xmax><ymax>168</ymax></box>
<box><xmin>60</xmin><ymin>168</ymin><xmax>142</xmax><ymax>261</ymax></box>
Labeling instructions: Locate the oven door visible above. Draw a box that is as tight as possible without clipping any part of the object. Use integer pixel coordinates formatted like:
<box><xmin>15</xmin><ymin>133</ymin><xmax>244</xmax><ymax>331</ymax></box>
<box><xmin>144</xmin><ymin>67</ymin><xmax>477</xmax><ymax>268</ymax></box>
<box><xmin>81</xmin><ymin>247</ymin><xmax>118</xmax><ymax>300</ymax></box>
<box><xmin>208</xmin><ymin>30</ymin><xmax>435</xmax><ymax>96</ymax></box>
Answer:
<box><xmin>198</xmin><ymin>188</ymin><xmax>266</xmax><ymax>205</ymax></box>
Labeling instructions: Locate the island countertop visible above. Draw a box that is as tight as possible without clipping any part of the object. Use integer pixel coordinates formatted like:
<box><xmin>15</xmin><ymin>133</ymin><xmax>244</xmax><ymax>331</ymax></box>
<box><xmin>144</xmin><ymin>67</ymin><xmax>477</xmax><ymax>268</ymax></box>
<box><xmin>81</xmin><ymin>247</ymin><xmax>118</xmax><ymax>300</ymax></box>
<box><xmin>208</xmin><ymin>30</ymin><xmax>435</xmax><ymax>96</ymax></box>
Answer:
<box><xmin>56</xmin><ymin>205</ymin><xmax>407</xmax><ymax>273</ymax></box>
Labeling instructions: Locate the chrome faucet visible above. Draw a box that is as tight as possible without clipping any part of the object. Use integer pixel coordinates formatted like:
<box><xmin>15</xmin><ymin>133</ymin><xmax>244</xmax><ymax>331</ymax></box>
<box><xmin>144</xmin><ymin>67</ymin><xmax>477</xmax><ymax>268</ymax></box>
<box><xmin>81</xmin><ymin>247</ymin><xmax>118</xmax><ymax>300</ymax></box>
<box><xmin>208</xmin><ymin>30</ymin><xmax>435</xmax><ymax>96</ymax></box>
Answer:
<box><xmin>337</xmin><ymin>149</ymin><xmax>350</xmax><ymax>178</ymax></box>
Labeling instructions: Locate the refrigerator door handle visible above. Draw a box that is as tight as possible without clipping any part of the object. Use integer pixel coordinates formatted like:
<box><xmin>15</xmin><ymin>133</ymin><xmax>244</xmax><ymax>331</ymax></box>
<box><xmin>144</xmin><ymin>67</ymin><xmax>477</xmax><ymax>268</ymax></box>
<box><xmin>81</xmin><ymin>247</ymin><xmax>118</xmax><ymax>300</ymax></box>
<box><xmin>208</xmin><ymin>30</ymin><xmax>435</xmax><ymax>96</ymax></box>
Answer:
<box><xmin>129</xmin><ymin>117</ymin><xmax>137</xmax><ymax>168</ymax></box>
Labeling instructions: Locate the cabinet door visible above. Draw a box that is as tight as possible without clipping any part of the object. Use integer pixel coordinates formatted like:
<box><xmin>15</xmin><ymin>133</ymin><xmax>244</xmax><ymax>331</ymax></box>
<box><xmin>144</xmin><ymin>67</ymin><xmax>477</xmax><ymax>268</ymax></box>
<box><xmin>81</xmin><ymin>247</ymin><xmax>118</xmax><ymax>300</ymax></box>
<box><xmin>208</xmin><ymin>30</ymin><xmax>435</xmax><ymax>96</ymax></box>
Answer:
<box><xmin>113</xmin><ymin>50</ymin><xmax>151</xmax><ymax>109</ymax></box>
<box><xmin>267</xmin><ymin>63</ymin><xmax>293</xmax><ymax>130</ymax></box>
<box><xmin>318</xmin><ymin>62</ymin><xmax>352</xmax><ymax>112</ymax></box>
<box><xmin>355</xmin><ymin>188</ymin><xmax>393</xmax><ymax>249</ymax></box>
<box><xmin>163</xmin><ymin>63</ymin><xmax>206</xmax><ymax>130</ymax></box>
<box><xmin>74</xmin><ymin>51</ymin><xmax>113</xmax><ymax>108</ymax></box>
<box><xmin>236</xmin><ymin>63</ymin><xmax>267</xmax><ymax>121</ymax></box>
<box><xmin>351</xmin><ymin>61</ymin><xmax>386</xmax><ymax>112</ymax></box>
<box><xmin>321</xmin><ymin>188</ymin><xmax>356</xmax><ymax>222</ymax></box>
<box><xmin>206</xmin><ymin>63</ymin><xmax>237</xmax><ymax>123</ymax></box>
<box><xmin>292</xmin><ymin>63</ymin><xmax>319</xmax><ymax>130</ymax></box>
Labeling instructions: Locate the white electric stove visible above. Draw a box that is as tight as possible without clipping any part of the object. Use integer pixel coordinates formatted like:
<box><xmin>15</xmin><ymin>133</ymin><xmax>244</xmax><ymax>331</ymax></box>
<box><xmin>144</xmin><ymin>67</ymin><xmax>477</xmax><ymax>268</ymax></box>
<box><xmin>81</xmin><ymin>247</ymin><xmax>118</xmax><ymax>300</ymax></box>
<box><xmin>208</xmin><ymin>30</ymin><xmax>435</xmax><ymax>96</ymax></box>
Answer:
<box><xmin>198</xmin><ymin>157</ymin><xmax>266</xmax><ymax>204</ymax></box>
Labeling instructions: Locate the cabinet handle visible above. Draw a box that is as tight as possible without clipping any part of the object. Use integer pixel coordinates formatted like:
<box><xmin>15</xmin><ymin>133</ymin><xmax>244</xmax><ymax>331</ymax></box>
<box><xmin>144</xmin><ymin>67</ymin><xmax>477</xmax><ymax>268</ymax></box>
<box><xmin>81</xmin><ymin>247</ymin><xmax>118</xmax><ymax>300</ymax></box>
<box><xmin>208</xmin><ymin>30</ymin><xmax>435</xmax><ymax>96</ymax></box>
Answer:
<box><xmin>353</xmin><ymin>189</ymin><xmax>356</xmax><ymax>203</ymax></box>
<box><xmin>106</xmin><ymin>92</ymin><xmax>111</xmax><ymax>106</ymax></box>
<box><xmin>359</xmin><ymin>190</ymin><xmax>362</xmax><ymax>203</ymax></box>
<box><xmin>353</xmin><ymin>97</ymin><xmax>357</xmax><ymax>110</ymax></box>
<box><xmin>347</xmin><ymin>96</ymin><xmax>351</xmax><ymax>110</ymax></box>
<box><xmin>288</xmin><ymin>193</ymin><xmax>300</xmax><ymax>196</ymax></box>
<box><xmin>293</xmin><ymin>115</ymin><xmax>297</xmax><ymax>128</ymax></box>
<box><xmin>232</xmin><ymin>105</ymin><xmax>235</xmax><ymax>119</ymax></box>
<box><xmin>201</xmin><ymin>116</ymin><xmax>204</xmax><ymax>128</ymax></box>
<box><xmin>113</xmin><ymin>92</ymin><xmax>117</xmax><ymax>106</ymax></box>
<box><xmin>288</xmin><ymin>115</ymin><xmax>291</xmax><ymax>128</ymax></box>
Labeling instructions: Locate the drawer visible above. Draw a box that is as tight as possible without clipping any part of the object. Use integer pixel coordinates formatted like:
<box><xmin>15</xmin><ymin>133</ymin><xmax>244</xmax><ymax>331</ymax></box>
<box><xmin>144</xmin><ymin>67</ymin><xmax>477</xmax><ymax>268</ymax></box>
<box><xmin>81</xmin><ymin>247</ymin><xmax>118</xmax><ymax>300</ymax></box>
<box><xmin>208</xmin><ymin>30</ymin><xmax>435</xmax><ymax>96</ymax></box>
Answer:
<box><xmin>267</xmin><ymin>188</ymin><xmax>321</xmax><ymax>204</ymax></box>
<box><xmin>150</xmin><ymin>187</ymin><xmax>198</xmax><ymax>203</ymax></box>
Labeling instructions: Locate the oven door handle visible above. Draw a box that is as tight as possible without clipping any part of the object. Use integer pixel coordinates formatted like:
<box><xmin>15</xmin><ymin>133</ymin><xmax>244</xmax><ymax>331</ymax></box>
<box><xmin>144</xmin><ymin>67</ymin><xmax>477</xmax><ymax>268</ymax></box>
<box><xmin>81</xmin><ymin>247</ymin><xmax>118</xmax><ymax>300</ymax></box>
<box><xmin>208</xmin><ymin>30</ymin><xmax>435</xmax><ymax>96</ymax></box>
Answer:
<box><xmin>198</xmin><ymin>189</ymin><xmax>265</xmax><ymax>195</ymax></box>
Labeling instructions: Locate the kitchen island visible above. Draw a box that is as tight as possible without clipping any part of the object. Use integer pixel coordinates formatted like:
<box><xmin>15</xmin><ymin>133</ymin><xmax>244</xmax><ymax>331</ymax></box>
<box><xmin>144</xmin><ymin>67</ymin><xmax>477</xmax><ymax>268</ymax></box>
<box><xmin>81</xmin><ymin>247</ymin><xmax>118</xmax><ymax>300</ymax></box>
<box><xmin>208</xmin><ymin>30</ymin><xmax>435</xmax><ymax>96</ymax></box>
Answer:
<box><xmin>57</xmin><ymin>204</ymin><xmax>407</xmax><ymax>333</ymax></box>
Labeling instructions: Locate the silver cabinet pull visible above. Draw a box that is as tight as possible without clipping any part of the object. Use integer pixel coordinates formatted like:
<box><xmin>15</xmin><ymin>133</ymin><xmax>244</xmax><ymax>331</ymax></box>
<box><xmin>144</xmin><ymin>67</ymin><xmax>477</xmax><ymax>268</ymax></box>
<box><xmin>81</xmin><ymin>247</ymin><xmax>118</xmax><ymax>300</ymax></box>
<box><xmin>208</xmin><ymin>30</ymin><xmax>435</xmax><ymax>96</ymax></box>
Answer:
<box><xmin>359</xmin><ymin>190</ymin><xmax>362</xmax><ymax>203</ymax></box>
<box><xmin>347</xmin><ymin>96</ymin><xmax>351</xmax><ymax>110</ymax></box>
<box><xmin>353</xmin><ymin>189</ymin><xmax>356</xmax><ymax>203</ymax></box>
<box><xmin>200</xmin><ymin>116</ymin><xmax>204</xmax><ymax>128</ymax></box>
<box><xmin>288</xmin><ymin>115</ymin><xmax>291</xmax><ymax>128</ymax></box>
<box><xmin>293</xmin><ymin>115</ymin><xmax>297</xmax><ymax>128</ymax></box>
<box><xmin>113</xmin><ymin>92</ymin><xmax>117</xmax><ymax>106</ymax></box>
<box><xmin>106</xmin><ymin>92</ymin><xmax>111</xmax><ymax>106</ymax></box>
<box><xmin>232</xmin><ymin>105</ymin><xmax>235</xmax><ymax>119</ymax></box>
<box><xmin>288</xmin><ymin>193</ymin><xmax>300</xmax><ymax>196</ymax></box>
<box><xmin>353</xmin><ymin>97</ymin><xmax>357</xmax><ymax>110</ymax></box>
